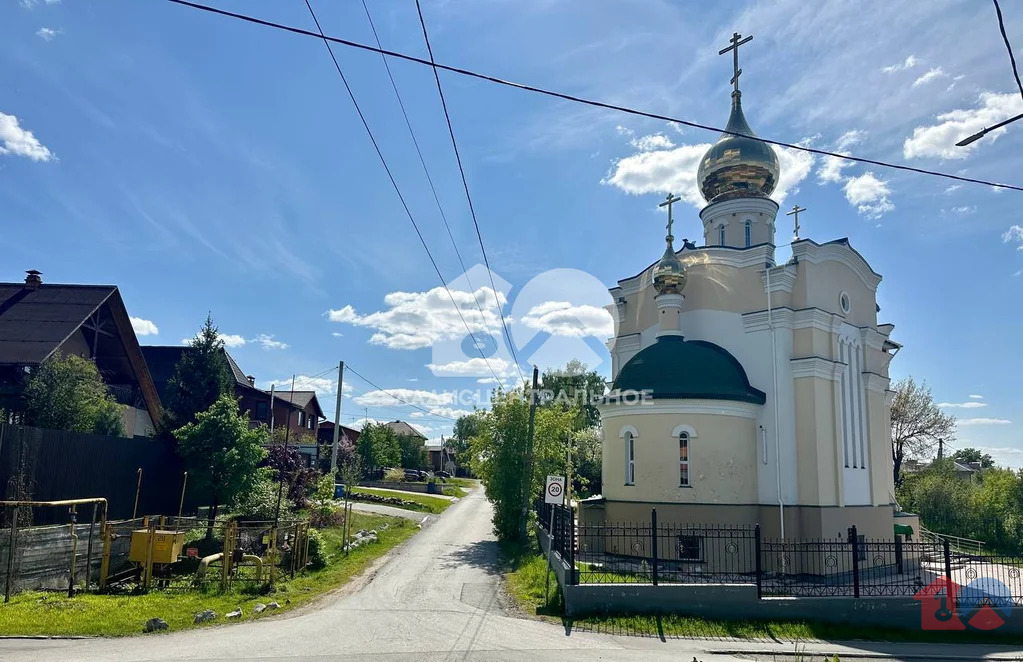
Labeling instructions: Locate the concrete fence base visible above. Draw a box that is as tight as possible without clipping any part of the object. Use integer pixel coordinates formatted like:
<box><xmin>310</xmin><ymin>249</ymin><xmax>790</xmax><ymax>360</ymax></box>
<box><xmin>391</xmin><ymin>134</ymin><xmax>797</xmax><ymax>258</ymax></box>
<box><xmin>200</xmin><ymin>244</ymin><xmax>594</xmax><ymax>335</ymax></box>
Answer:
<box><xmin>535</xmin><ymin>524</ymin><xmax>1023</xmax><ymax>634</ymax></box>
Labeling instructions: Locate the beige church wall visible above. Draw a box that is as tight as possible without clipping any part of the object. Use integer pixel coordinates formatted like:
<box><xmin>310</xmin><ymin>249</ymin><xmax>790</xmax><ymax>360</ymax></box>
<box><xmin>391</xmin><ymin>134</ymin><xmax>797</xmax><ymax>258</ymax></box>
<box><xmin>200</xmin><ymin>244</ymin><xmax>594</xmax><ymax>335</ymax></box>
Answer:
<box><xmin>601</xmin><ymin>411</ymin><xmax>758</xmax><ymax>505</ymax></box>
<box><xmin>793</xmin><ymin>377</ymin><xmax>841</xmax><ymax>507</ymax></box>
<box><xmin>799</xmin><ymin>260</ymin><xmax>878</xmax><ymax>330</ymax></box>
<box><xmin>792</xmin><ymin>327</ymin><xmax>835</xmax><ymax>360</ymax></box>
<box><xmin>865</xmin><ymin>388</ymin><xmax>894</xmax><ymax>506</ymax></box>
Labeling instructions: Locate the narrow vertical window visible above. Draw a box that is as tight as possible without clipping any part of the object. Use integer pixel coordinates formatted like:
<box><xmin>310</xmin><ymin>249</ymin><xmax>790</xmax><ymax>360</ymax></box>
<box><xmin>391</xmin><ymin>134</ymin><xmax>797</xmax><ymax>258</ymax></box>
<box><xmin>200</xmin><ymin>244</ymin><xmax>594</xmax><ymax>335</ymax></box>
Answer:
<box><xmin>744</xmin><ymin>220</ymin><xmax>752</xmax><ymax>247</ymax></box>
<box><xmin>718</xmin><ymin>226</ymin><xmax>726</xmax><ymax>246</ymax></box>
<box><xmin>679</xmin><ymin>431</ymin><xmax>690</xmax><ymax>486</ymax></box>
<box><xmin>624</xmin><ymin>431</ymin><xmax>635</xmax><ymax>485</ymax></box>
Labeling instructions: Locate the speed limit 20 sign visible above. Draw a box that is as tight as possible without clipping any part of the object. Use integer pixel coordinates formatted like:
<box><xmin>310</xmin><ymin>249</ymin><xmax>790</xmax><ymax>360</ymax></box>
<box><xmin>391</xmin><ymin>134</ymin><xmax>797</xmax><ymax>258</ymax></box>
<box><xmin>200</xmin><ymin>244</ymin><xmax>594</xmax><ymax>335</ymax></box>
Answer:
<box><xmin>544</xmin><ymin>475</ymin><xmax>565</xmax><ymax>504</ymax></box>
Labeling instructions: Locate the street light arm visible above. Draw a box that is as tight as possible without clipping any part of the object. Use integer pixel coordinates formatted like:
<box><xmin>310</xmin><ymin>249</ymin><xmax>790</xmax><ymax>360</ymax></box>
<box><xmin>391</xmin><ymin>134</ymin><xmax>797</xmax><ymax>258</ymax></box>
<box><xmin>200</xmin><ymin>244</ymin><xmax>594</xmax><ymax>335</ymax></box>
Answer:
<box><xmin>956</xmin><ymin>111</ymin><xmax>1023</xmax><ymax>146</ymax></box>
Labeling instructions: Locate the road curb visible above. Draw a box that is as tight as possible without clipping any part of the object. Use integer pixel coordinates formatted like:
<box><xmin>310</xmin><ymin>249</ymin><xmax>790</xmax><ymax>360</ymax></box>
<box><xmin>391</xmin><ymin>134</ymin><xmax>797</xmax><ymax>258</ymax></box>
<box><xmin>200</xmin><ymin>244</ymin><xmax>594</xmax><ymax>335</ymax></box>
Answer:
<box><xmin>707</xmin><ymin>648</ymin><xmax>1023</xmax><ymax>661</ymax></box>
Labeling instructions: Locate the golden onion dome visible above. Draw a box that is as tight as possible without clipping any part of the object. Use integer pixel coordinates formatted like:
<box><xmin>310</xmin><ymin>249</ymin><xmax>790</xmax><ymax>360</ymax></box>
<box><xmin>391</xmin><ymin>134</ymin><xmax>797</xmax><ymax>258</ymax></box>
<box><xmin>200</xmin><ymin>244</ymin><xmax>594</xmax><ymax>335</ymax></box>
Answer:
<box><xmin>697</xmin><ymin>92</ymin><xmax>780</xmax><ymax>204</ymax></box>
<box><xmin>652</xmin><ymin>239</ymin><xmax>686</xmax><ymax>295</ymax></box>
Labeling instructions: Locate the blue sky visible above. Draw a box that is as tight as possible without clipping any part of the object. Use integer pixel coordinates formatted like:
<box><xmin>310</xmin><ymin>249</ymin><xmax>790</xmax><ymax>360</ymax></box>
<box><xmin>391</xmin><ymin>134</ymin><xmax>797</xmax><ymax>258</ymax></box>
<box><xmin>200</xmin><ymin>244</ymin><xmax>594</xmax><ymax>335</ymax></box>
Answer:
<box><xmin>2</xmin><ymin>0</ymin><xmax>1022</xmax><ymax>464</ymax></box>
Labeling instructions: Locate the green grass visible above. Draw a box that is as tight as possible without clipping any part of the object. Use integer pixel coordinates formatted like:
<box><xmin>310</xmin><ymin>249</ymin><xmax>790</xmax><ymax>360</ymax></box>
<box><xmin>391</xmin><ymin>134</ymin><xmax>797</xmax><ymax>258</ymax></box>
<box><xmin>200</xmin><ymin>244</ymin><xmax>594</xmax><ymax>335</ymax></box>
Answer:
<box><xmin>349</xmin><ymin>487</ymin><xmax>451</xmax><ymax>514</ymax></box>
<box><xmin>440</xmin><ymin>477</ymin><xmax>477</xmax><ymax>490</ymax></box>
<box><xmin>0</xmin><ymin>513</ymin><xmax>415</xmax><ymax>637</ymax></box>
<box><xmin>502</xmin><ymin>541</ymin><xmax>1023</xmax><ymax>646</ymax></box>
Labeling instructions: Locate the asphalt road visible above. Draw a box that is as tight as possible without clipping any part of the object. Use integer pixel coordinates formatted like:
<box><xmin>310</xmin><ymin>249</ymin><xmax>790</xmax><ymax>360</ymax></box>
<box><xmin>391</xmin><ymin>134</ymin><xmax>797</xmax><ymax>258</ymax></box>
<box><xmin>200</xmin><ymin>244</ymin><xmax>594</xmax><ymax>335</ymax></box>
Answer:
<box><xmin>2</xmin><ymin>489</ymin><xmax>1020</xmax><ymax>661</ymax></box>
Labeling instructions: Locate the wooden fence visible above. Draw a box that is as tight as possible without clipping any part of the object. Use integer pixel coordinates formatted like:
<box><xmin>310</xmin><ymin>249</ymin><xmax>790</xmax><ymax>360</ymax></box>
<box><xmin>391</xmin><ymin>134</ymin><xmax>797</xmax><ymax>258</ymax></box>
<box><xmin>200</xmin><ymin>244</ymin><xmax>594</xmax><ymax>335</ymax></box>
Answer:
<box><xmin>0</xmin><ymin>424</ymin><xmax>207</xmax><ymax>525</ymax></box>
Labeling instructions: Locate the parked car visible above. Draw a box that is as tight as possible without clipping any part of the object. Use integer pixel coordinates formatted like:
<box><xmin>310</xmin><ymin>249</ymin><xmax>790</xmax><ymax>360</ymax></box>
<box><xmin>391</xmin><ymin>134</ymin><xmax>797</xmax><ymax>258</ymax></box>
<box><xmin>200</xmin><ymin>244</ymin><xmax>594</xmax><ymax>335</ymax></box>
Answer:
<box><xmin>404</xmin><ymin>469</ymin><xmax>426</xmax><ymax>481</ymax></box>
<box><xmin>435</xmin><ymin>471</ymin><xmax>452</xmax><ymax>479</ymax></box>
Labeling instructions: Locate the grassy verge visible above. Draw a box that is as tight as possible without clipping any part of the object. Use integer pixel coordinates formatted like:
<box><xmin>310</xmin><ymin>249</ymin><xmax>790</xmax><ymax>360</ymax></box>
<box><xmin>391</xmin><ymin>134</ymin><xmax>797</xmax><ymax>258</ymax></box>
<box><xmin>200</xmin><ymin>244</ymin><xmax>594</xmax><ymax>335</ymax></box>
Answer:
<box><xmin>502</xmin><ymin>541</ymin><xmax>1023</xmax><ymax>646</ymax></box>
<box><xmin>440</xmin><ymin>477</ymin><xmax>477</xmax><ymax>490</ymax></box>
<box><xmin>0</xmin><ymin>512</ymin><xmax>415</xmax><ymax>637</ymax></box>
<box><xmin>350</xmin><ymin>487</ymin><xmax>451</xmax><ymax>514</ymax></box>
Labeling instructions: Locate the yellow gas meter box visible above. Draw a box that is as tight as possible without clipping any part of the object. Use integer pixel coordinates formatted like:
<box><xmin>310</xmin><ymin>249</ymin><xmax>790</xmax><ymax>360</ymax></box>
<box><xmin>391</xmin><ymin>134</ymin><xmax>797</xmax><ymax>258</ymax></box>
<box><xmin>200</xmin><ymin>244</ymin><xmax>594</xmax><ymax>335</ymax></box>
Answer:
<box><xmin>129</xmin><ymin>529</ymin><xmax>185</xmax><ymax>564</ymax></box>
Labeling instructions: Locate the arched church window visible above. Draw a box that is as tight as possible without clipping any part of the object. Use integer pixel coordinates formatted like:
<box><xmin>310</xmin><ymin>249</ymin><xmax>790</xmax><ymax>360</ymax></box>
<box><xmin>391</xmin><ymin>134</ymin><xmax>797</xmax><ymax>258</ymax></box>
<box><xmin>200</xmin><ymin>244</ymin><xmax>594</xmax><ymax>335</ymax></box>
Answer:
<box><xmin>623</xmin><ymin>430</ymin><xmax>636</xmax><ymax>485</ymax></box>
<box><xmin>718</xmin><ymin>225</ymin><xmax>726</xmax><ymax>246</ymax></box>
<box><xmin>679</xmin><ymin>431</ymin><xmax>690</xmax><ymax>487</ymax></box>
<box><xmin>744</xmin><ymin>220</ymin><xmax>752</xmax><ymax>247</ymax></box>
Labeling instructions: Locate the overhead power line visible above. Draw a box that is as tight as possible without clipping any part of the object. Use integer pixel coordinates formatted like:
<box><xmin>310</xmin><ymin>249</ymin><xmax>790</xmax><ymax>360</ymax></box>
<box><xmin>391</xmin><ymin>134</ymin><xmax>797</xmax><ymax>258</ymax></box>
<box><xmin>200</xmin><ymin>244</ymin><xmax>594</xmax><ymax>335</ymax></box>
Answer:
<box><xmin>166</xmin><ymin>0</ymin><xmax>1023</xmax><ymax>193</ymax></box>
<box><xmin>344</xmin><ymin>363</ymin><xmax>458</xmax><ymax>421</ymax></box>
<box><xmin>993</xmin><ymin>0</ymin><xmax>1023</xmax><ymax>101</ymax></box>
<box><xmin>360</xmin><ymin>0</ymin><xmax>518</xmax><ymax>385</ymax></box>
<box><xmin>414</xmin><ymin>0</ymin><xmax>525</xmax><ymax>387</ymax></box>
<box><xmin>300</xmin><ymin>0</ymin><xmax>504</xmax><ymax>385</ymax></box>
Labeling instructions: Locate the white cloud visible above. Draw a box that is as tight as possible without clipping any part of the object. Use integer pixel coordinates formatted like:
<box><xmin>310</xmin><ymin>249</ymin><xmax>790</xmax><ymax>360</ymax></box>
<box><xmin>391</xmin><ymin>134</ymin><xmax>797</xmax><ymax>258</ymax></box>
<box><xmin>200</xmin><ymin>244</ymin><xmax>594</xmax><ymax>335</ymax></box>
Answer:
<box><xmin>843</xmin><ymin>172</ymin><xmax>894</xmax><ymax>218</ymax></box>
<box><xmin>130</xmin><ymin>317</ymin><xmax>159</xmax><ymax>336</ymax></box>
<box><xmin>937</xmin><ymin>401</ymin><xmax>987</xmax><ymax>409</ymax></box>
<box><xmin>349</xmin><ymin>417</ymin><xmax>382</xmax><ymax>431</ymax></box>
<box><xmin>881</xmin><ymin>55</ymin><xmax>918</xmax><ymax>73</ymax></box>
<box><xmin>520</xmin><ymin>301</ymin><xmax>615</xmax><ymax>338</ymax></box>
<box><xmin>602</xmin><ymin>138</ymin><xmax>813</xmax><ymax>207</ymax></box>
<box><xmin>354</xmin><ymin>389</ymin><xmax>455</xmax><ymax>407</ymax></box>
<box><xmin>903</xmin><ymin>92</ymin><xmax>1023</xmax><ymax>160</ymax></box>
<box><xmin>1003</xmin><ymin>225</ymin><xmax>1023</xmax><ymax>250</ymax></box>
<box><xmin>411</xmin><ymin>407</ymin><xmax>473</xmax><ymax>419</ymax></box>
<box><xmin>327</xmin><ymin>286</ymin><xmax>506</xmax><ymax>350</ymax></box>
<box><xmin>426</xmin><ymin>357</ymin><xmax>516</xmax><ymax>377</ymax></box>
<box><xmin>816</xmin><ymin>130</ymin><xmax>865</xmax><ymax>184</ymax></box>
<box><xmin>1015</xmin><ymin>270</ymin><xmax>1023</xmax><ymax>277</ymax></box>
<box><xmin>944</xmin><ymin>185</ymin><xmax>961</xmax><ymax>194</ymax></box>
<box><xmin>615</xmin><ymin>125</ymin><xmax>634</xmax><ymax>137</ymax></box>
<box><xmin>220</xmin><ymin>334</ymin><xmax>246</xmax><ymax>348</ymax></box>
<box><xmin>969</xmin><ymin>394</ymin><xmax>984</xmax><ymax>399</ymax></box>
<box><xmin>331</xmin><ymin>332</ymin><xmax>343</xmax><ymax>338</ymax></box>
<box><xmin>911</xmin><ymin>67</ymin><xmax>947</xmax><ymax>88</ymax></box>
<box><xmin>254</xmin><ymin>333</ymin><xmax>288</xmax><ymax>350</ymax></box>
<box><xmin>958</xmin><ymin>418</ymin><xmax>1012</xmax><ymax>426</ymax></box>
<box><xmin>0</xmin><ymin>112</ymin><xmax>54</xmax><ymax>161</ymax></box>
<box><xmin>262</xmin><ymin>375</ymin><xmax>350</xmax><ymax>399</ymax></box>
<box><xmin>20</xmin><ymin>0</ymin><xmax>61</xmax><ymax>8</ymax></box>
<box><xmin>947</xmin><ymin>205</ymin><xmax>976</xmax><ymax>215</ymax></box>
<box><xmin>630</xmin><ymin>134</ymin><xmax>675</xmax><ymax>151</ymax></box>
<box><xmin>35</xmin><ymin>27</ymin><xmax>60</xmax><ymax>41</ymax></box>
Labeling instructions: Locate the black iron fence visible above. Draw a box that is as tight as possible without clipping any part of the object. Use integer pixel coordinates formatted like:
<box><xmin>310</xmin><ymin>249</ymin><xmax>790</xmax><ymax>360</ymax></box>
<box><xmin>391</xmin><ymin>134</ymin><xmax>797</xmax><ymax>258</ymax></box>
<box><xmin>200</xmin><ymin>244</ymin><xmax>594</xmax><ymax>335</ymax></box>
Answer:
<box><xmin>535</xmin><ymin>501</ymin><xmax>1023</xmax><ymax>605</ymax></box>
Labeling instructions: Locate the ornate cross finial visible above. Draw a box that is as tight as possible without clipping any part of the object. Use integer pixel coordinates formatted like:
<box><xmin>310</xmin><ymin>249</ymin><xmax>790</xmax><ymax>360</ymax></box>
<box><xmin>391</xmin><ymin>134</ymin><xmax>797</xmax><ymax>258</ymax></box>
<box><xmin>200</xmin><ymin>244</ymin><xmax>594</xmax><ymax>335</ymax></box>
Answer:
<box><xmin>659</xmin><ymin>193</ymin><xmax>682</xmax><ymax>240</ymax></box>
<box><xmin>786</xmin><ymin>204</ymin><xmax>806</xmax><ymax>241</ymax></box>
<box><xmin>719</xmin><ymin>31</ymin><xmax>753</xmax><ymax>95</ymax></box>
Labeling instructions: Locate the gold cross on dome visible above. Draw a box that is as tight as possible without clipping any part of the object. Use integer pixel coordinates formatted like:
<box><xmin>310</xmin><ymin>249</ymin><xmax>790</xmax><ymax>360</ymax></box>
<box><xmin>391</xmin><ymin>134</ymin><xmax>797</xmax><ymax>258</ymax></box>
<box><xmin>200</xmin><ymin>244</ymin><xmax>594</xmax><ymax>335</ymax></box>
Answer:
<box><xmin>787</xmin><ymin>204</ymin><xmax>806</xmax><ymax>240</ymax></box>
<box><xmin>719</xmin><ymin>31</ymin><xmax>753</xmax><ymax>94</ymax></box>
<box><xmin>659</xmin><ymin>193</ymin><xmax>682</xmax><ymax>238</ymax></box>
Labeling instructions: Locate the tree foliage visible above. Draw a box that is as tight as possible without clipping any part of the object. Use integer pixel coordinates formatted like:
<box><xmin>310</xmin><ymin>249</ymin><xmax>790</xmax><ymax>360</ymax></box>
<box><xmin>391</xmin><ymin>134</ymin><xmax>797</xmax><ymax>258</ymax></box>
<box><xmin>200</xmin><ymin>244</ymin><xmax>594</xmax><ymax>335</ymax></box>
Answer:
<box><xmin>450</xmin><ymin>412</ymin><xmax>482</xmax><ymax>465</ymax></box>
<box><xmin>541</xmin><ymin>359</ymin><xmax>606</xmax><ymax>428</ymax></box>
<box><xmin>356</xmin><ymin>422</ymin><xmax>400</xmax><ymax>471</ymax></box>
<box><xmin>951</xmin><ymin>447</ymin><xmax>995</xmax><ymax>469</ymax></box>
<box><xmin>265</xmin><ymin>443</ymin><xmax>320</xmax><ymax>506</ymax></box>
<box><xmin>23</xmin><ymin>353</ymin><xmax>126</xmax><ymax>437</ymax></box>
<box><xmin>570</xmin><ymin>426</ymin><xmax>602</xmax><ymax>498</ymax></box>
<box><xmin>164</xmin><ymin>315</ymin><xmax>233</xmax><ymax>433</ymax></box>
<box><xmin>397</xmin><ymin>434</ymin><xmax>428</xmax><ymax>469</ymax></box>
<box><xmin>890</xmin><ymin>377</ymin><xmax>956</xmax><ymax>485</ymax></box>
<box><xmin>469</xmin><ymin>385</ymin><xmax>578</xmax><ymax>541</ymax></box>
<box><xmin>174</xmin><ymin>394</ymin><xmax>267</xmax><ymax>536</ymax></box>
<box><xmin>897</xmin><ymin>459</ymin><xmax>1023</xmax><ymax>554</ymax></box>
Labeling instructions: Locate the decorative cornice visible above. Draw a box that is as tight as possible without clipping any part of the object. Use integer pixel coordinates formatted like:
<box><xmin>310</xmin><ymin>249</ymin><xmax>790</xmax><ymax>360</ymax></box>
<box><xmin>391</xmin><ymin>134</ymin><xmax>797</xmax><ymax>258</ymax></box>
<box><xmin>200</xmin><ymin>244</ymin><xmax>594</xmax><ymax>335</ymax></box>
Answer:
<box><xmin>791</xmin><ymin>356</ymin><xmax>843</xmax><ymax>381</ymax></box>
<box><xmin>791</xmin><ymin>239</ymin><xmax>883</xmax><ymax>292</ymax></box>
<box><xmin>761</xmin><ymin>265</ymin><xmax>797</xmax><ymax>293</ymax></box>
<box><xmin>699</xmin><ymin>196</ymin><xmax>780</xmax><ymax>226</ymax></box>
<box><xmin>864</xmin><ymin>372</ymin><xmax>890</xmax><ymax>394</ymax></box>
<box><xmin>598</xmin><ymin>398</ymin><xmax>761</xmax><ymax>420</ymax></box>
<box><xmin>861</xmin><ymin>327</ymin><xmax>886</xmax><ymax>352</ymax></box>
<box><xmin>742</xmin><ymin>307</ymin><xmax>795</xmax><ymax>333</ymax></box>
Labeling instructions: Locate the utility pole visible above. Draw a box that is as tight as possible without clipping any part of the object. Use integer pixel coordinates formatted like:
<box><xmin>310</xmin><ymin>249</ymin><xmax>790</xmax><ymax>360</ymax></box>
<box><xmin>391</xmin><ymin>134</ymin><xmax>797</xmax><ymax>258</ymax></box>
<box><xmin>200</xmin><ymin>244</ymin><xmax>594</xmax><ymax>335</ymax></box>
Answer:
<box><xmin>330</xmin><ymin>361</ymin><xmax>345</xmax><ymax>473</ymax></box>
<box><xmin>937</xmin><ymin>438</ymin><xmax>944</xmax><ymax>460</ymax></box>
<box><xmin>519</xmin><ymin>366</ymin><xmax>540</xmax><ymax>540</ymax></box>
<box><xmin>269</xmin><ymin>383</ymin><xmax>275</xmax><ymax>435</ymax></box>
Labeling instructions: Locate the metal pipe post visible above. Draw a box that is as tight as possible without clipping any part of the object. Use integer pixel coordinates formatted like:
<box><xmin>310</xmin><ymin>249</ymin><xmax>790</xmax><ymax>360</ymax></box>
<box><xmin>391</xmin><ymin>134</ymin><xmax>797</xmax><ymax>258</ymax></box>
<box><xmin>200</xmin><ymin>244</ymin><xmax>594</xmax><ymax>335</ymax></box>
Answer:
<box><xmin>68</xmin><ymin>506</ymin><xmax>79</xmax><ymax>597</ymax></box>
<box><xmin>85</xmin><ymin>503</ymin><xmax>97</xmax><ymax>591</ymax></box>
<box><xmin>4</xmin><ymin>505</ymin><xmax>19</xmax><ymax>603</ymax></box>
<box><xmin>132</xmin><ymin>468</ymin><xmax>143</xmax><ymax>520</ymax></box>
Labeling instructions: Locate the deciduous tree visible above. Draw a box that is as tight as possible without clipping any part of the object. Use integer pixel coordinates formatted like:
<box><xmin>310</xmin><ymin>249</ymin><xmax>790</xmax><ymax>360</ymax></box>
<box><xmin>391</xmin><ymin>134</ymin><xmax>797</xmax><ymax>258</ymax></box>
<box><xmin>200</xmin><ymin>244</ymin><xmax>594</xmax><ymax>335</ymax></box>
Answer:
<box><xmin>23</xmin><ymin>353</ymin><xmax>125</xmax><ymax>436</ymax></box>
<box><xmin>890</xmin><ymin>377</ymin><xmax>956</xmax><ymax>485</ymax></box>
<box><xmin>355</xmin><ymin>422</ymin><xmax>400</xmax><ymax>471</ymax></box>
<box><xmin>951</xmin><ymin>447</ymin><xmax>995</xmax><ymax>469</ymax></box>
<box><xmin>174</xmin><ymin>394</ymin><xmax>267</xmax><ymax>538</ymax></box>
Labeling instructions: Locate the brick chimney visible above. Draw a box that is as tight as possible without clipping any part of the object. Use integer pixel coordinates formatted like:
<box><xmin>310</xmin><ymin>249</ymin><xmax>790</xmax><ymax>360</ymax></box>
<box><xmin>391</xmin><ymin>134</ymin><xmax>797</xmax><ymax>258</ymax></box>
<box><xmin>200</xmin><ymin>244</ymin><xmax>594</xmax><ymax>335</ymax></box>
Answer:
<box><xmin>24</xmin><ymin>270</ymin><xmax>42</xmax><ymax>290</ymax></box>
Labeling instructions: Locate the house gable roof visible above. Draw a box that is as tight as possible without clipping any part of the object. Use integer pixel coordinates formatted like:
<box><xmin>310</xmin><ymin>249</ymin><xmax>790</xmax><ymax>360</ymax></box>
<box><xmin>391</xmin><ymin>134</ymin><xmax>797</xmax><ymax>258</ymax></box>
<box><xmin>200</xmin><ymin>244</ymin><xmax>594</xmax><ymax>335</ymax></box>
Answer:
<box><xmin>385</xmin><ymin>420</ymin><xmax>426</xmax><ymax>440</ymax></box>
<box><xmin>273</xmin><ymin>390</ymin><xmax>324</xmax><ymax>418</ymax></box>
<box><xmin>0</xmin><ymin>281</ymin><xmax>162</xmax><ymax>419</ymax></box>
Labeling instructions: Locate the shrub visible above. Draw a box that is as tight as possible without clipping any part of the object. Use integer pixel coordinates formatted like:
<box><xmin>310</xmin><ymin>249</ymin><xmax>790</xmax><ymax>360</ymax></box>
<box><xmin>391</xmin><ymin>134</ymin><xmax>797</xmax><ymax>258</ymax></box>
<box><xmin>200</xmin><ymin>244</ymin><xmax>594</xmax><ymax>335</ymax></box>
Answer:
<box><xmin>384</xmin><ymin>468</ymin><xmax>405</xmax><ymax>483</ymax></box>
<box><xmin>307</xmin><ymin>528</ymin><xmax>328</xmax><ymax>570</ymax></box>
<box><xmin>232</xmin><ymin>472</ymin><xmax>294</xmax><ymax>522</ymax></box>
<box><xmin>309</xmin><ymin>502</ymin><xmax>345</xmax><ymax>529</ymax></box>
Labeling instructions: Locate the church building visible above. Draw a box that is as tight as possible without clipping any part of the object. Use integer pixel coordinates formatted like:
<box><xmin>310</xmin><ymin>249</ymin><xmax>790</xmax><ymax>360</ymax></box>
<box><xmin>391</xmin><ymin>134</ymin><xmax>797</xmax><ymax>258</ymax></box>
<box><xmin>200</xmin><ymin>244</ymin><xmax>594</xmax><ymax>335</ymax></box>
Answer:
<box><xmin>591</xmin><ymin>33</ymin><xmax>902</xmax><ymax>541</ymax></box>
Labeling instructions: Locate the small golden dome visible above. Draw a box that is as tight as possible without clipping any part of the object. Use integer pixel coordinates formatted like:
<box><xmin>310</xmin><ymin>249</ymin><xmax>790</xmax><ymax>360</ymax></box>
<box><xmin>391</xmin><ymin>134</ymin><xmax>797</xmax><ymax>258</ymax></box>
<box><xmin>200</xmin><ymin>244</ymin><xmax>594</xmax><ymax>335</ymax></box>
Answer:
<box><xmin>653</xmin><ymin>241</ymin><xmax>686</xmax><ymax>295</ymax></box>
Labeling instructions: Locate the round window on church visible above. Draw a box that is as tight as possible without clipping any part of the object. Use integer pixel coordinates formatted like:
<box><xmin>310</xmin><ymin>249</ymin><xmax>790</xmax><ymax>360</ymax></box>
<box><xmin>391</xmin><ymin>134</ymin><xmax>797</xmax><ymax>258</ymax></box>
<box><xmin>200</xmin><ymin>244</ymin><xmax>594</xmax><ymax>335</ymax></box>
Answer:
<box><xmin>839</xmin><ymin>292</ymin><xmax>851</xmax><ymax>315</ymax></box>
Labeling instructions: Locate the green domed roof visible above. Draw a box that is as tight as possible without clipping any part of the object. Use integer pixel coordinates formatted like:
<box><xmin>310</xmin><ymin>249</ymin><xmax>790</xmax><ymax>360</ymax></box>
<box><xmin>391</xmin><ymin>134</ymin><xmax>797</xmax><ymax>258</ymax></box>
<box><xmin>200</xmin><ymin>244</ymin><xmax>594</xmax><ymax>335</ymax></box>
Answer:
<box><xmin>612</xmin><ymin>335</ymin><xmax>766</xmax><ymax>404</ymax></box>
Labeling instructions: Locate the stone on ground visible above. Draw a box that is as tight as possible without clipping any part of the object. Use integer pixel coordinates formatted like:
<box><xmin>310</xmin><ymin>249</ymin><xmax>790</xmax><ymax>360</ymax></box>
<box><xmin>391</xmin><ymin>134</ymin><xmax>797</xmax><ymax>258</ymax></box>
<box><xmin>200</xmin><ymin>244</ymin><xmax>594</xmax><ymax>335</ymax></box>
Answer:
<box><xmin>193</xmin><ymin>609</ymin><xmax>217</xmax><ymax>624</ymax></box>
<box><xmin>143</xmin><ymin>618</ymin><xmax>168</xmax><ymax>633</ymax></box>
